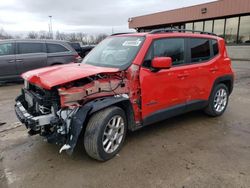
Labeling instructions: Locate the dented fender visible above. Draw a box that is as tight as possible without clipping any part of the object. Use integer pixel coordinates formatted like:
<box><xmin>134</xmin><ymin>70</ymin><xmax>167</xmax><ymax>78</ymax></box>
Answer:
<box><xmin>88</xmin><ymin>96</ymin><xmax>130</xmax><ymax>115</ymax></box>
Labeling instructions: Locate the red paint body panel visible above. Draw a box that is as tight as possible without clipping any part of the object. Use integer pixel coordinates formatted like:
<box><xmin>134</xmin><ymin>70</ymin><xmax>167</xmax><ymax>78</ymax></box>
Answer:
<box><xmin>22</xmin><ymin>32</ymin><xmax>234</xmax><ymax>127</ymax></box>
<box><xmin>140</xmin><ymin>65</ymin><xmax>190</xmax><ymax>118</ymax></box>
<box><xmin>138</xmin><ymin>35</ymin><xmax>234</xmax><ymax>119</ymax></box>
<box><xmin>22</xmin><ymin>63</ymin><xmax>119</xmax><ymax>90</ymax></box>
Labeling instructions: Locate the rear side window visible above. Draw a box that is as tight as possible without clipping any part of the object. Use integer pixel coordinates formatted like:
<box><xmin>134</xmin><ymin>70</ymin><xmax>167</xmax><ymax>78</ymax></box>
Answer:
<box><xmin>190</xmin><ymin>38</ymin><xmax>210</xmax><ymax>63</ymax></box>
<box><xmin>0</xmin><ymin>43</ymin><xmax>14</xmax><ymax>55</ymax></box>
<box><xmin>69</xmin><ymin>42</ymin><xmax>80</xmax><ymax>50</ymax></box>
<box><xmin>212</xmin><ymin>39</ymin><xmax>219</xmax><ymax>56</ymax></box>
<box><xmin>144</xmin><ymin>38</ymin><xmax>185</xmax><ymax>67</ymax></box>
<box><xmin>47</xmin><ymin>43</ymin><xmax>69</xmax><ymax>53</ymax></box>
<box><xmin>18</xmin><ymin>43</ymin><xmax>45</xmax><ymax>54</ymax></box>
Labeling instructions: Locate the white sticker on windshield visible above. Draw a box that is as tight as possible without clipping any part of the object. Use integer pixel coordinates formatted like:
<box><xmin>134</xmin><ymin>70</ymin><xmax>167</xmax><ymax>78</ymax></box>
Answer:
<box><xmin>122</xmin><ymin>39</ymin><xmax>142</xmax><ymax>47</ymax></box>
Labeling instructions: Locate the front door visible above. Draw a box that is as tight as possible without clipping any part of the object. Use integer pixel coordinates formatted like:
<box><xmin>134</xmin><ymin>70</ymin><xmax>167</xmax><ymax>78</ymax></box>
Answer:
<box><xmin>140</xmin><ymin>37</ymin><xmax>189</xmax><ymax>125</ymax></box>
<box><xmin>0</xmin><ymin>42</ymin><xmax>17</xmax><ymax>79</ymax></box>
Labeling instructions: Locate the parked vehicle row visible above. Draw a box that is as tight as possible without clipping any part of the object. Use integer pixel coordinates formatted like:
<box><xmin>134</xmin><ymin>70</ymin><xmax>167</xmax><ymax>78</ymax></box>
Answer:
<box><xmin>0</xmin><ymin>39</ymin><xmax>80</xmax><ymax>81</ymax></box>
<box><xmin>14</xmin><ymin>29</ymin><xmax>234</xmax><ymax>161</ymax></box>
<box><xmin>68</xmin><ymin>42</ymin><xmax>95</xmax><ymax>58</ymax></box>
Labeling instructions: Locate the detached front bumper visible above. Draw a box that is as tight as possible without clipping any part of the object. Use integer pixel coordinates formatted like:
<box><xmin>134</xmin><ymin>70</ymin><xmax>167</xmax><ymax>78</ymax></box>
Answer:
<box><xmin>14</xmin><ymin>94</ymin><xmax>91</xmax><ymax>154</ymax></box>
<box><xmin>15</xmin><ymin>100</ymin><xmax>36</xmax><ymax>128</ymax></box>
<box><xmin>15</xmin><ymin>99</ymin><xmax>55</xmax><ymax>131</ymax></box>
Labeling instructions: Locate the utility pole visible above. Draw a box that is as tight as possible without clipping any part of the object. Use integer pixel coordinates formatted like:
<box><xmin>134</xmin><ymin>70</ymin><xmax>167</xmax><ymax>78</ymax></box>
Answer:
<box><xmin>48</xmin><ymin>16</ymin><xmax>53</xmax><ymax>39</ymax></box>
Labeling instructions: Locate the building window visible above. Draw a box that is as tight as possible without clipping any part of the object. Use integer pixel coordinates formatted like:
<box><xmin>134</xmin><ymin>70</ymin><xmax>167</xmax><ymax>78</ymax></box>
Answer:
<box><xmin>225</xmin><ymin>17</ymin><xmax>239</xmax><ymax>44</ymax></box>
<box><xmin>213</xmin><ymin>19</ymin><xmax>225</xmax><ymax>38</ymax></box>
<box><xmin>185</xmin><ymin>23</ymin><xmax>193</xmax><ymax>31</ymax></box>
<box><xmin>204</xmin><ymin>20</ymin><xmax>213</xmax><ymax>33</ymax></box>
<box><xmin>238</xmin><ymin>15</ymin><xmax>250</xmax><ymax>44</ymax></box>
<box><xmin>179</xmin><ymin>24</ymin><xmax>185</xmax><ymax>30</ymax></box>
<box><xmin>193</xmin><ymin>21</ymin><xmax>204</xmax><ymax>31</ymax></box>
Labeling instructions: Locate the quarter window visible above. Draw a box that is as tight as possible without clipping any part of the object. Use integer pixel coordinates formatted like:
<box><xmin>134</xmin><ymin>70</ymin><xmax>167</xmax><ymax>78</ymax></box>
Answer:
<box><xmin>190</xmin><ymin>38</ymin><xmax>211</xmax><ymax>63</ymax></box>
<box><xmin>0</xmin><ymin>43</ymin><xmax>14</xmax><ymax>56</ymax></box>
<box><xmin>144</xmin><ymin>38</ymin><xmax>185</xmax><ymax>67</ymax></box>
<box><xmin>47</xmin><ymin>43</ymin><xmax>69</xmax><ymax>53</ymax></box>
<box><xmin>18</xmin><ymin>43</ymin><xmax>44</xmax><ymax>54</ymax></box>
<box><xmin>212</xmin><ymin>39</ymin><xmax>219</xmax><ymax>56</ymax></box>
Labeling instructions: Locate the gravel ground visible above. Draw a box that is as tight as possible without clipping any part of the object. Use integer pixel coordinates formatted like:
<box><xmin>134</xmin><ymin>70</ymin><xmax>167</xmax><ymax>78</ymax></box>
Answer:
<box><xmin>0</xmin><ymin>61</ymin><xmax>250</xmax><ymax>188</ymax></box>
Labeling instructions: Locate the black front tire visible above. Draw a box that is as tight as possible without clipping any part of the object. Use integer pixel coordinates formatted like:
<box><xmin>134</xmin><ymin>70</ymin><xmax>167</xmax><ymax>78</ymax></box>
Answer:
<box><xmin>84</xmin><ymin>106</ymin><xmax>127</xmax><ymax>161</ymax></box>
<box><xmin>204</xmin><ymin>83</ymin><xmax>229</xmax><ymax>117</ymax></box>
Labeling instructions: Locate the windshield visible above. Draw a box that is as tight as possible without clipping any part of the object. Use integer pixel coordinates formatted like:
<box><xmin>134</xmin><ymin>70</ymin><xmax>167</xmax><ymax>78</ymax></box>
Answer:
<box><xmin>82</xmin><ymin>36</ymin><xmax>145</xmax><ymax>69</ymax></box>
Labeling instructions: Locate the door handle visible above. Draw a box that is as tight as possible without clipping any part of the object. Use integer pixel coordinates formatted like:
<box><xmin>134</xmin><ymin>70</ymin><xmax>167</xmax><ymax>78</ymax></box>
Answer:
<box><xmin>209</xmin><ymin>67</ymin><xmax>218</xmax><ymax>72</ymax></box>
<box><xmin>16</xmin><ymin>59</ymin><xmax>23</xmax><ymax>62</ymax></box>
<box><xmin>8</xmin><ymin>60</ymin><xmax>15</xmax><ymax>63</ymax></box>
<box><xmin>177</xmin><ymin>73</ymin><xmax>189</xmax><ymax>79</ymax></box>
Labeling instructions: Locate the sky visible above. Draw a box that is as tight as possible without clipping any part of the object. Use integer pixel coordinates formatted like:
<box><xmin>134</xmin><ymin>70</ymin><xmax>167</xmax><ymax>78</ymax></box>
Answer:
<box><xmin>0</xmin><ymin>0</ymin><xmax>216</xmax><ymax>35</ymax></box>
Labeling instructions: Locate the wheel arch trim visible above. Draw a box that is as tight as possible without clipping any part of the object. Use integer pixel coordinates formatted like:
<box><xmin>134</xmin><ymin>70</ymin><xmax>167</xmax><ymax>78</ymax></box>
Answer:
<box><xmin>211</xmin><ymin>74</ymin><xmax>234</xmax><ymax>95</ymax></box>
<box><xmin>66</xmin><ymin>96</ymin><xmax>134</xmax><ymax>154</ymax></box>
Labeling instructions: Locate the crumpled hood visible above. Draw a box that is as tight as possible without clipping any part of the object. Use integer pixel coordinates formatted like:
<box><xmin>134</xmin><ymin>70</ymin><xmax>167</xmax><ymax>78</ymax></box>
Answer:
<box><xmin>22</xmin><ymin>63</ymin><xmax>120</xmax><ymax>90</ymax></box>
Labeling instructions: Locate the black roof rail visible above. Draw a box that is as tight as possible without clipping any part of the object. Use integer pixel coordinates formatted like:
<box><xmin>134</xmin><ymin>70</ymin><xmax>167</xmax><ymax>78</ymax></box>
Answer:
<box><xmin>111</xmin><ymin>32</ymin><xmax>136</xmax><ymax>36</ymax></box>
<box><xmin>149</xmin><ymin>28</ymin><xmax>217</xmax><ymax>36</ymax></box>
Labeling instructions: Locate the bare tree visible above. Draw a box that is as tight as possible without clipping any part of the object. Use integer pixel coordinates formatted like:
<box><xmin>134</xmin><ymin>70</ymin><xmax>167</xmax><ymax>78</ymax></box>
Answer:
<box><xmin>55</xmin><ymin>31</ymin><xmax>67</xmax><ymax>40</ymax></box>
<box><xmin>95</xmin><ymin>33</ymin><xmax>108</xmax><ymax>43</ymax></box>
<box><xmin>0</xmin><ymin>28</ymin><xmax>108</xmax><ymax>45</ymax></box>
<box><xmin>68</xmin><ymin>33</ymin><xmax>78</xmax><ymax>42</ymax></box>
<box><xmin>27</xmin><ymin>31</ymin><xmax>39</xmax><ymax>39</ymax></box>
<box><xmin>38</xmin><ymin>31</ymin><xmax>50</xmax><ymax>39</ymax></box>
<box><xmin>76</xmin><ymin>32</ymin><xmax>86</xmax><ymax>44</ymax></box>
<box><xmin>0</xmin><ymin>28</ymin><xmax>13</xmax><ymax>39</ymax></box>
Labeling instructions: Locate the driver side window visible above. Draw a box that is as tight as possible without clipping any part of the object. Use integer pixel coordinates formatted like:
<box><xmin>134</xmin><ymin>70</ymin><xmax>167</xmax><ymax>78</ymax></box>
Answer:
<box><xmin>143</xmin><ymin>38</ymin><xmax>185</xmax><ymax>68</ymax></box>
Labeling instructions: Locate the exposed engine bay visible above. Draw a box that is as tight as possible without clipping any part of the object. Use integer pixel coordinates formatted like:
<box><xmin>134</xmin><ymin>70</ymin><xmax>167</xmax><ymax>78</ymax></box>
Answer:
<box><xmin>15</xmin><ymin>72</ymin><xmax>131</xmax><ymax>154</ymax></box>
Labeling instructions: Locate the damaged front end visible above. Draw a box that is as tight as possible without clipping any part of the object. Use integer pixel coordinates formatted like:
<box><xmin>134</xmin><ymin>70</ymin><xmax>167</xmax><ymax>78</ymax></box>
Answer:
<box><xmin>15</xmin><ymin>72</ymin><xmax>130</xmax><ymax>154</ymax></box>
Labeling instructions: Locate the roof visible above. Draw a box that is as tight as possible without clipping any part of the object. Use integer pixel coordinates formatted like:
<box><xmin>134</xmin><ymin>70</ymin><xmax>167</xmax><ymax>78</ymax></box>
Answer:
<box><xmin>129</xmin><ymin>0</ymin><xmax>250</xmax><ymax>29</ymax></box>
<box><xmin>0</xmin><ymin>39</ymin><xmax>70</xmax><ymax>43</ymax></box>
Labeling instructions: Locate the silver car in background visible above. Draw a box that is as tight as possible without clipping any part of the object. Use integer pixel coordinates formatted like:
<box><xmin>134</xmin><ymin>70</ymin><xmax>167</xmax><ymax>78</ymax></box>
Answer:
<box><xmin>0</xmin><ymin>39</ymin><xmax>79</xmax><ymax>81</ymax></box>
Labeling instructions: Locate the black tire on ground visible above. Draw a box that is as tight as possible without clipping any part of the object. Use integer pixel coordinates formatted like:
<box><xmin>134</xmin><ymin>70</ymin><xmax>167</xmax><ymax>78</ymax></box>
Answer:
<box><xmin>204</xmin><ymin>83</ymin><xmax>229</xmax><ymax>117</ymax></box>
<box><xmin>84</xmin><ymin>106</ymin><xmax>127</xmax><ymax>161</ymax></box>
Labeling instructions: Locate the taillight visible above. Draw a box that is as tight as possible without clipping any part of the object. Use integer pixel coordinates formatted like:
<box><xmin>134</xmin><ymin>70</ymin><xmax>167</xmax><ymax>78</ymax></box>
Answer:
<box><xmin>74</xmin><ymin>55</ymin><xmax>82</xmax><ymax>63</ymax></box>
<box><xmin>224</xmin><ymin>49</ymin><xmax>228</xmax><ymax>58</ymax></box>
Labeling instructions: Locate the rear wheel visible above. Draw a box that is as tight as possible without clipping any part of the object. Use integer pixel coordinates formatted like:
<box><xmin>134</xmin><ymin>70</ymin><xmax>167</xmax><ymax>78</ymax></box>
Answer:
<box><xmin>204</xmin><ymin>83</ymin><xmax>229</xmax><ymax>117</ymax></box>
<box><xmin>84</xmin><ymin>106</ymin><xmax>127</xmax><ymax>161</ymax></box>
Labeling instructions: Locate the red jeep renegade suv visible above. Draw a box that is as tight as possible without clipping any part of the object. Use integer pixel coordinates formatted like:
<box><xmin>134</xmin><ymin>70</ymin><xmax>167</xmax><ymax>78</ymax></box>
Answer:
<box><xmin>15</xmin><ymin>29</ymin><xmax>234</xmax><ymax>161</ymax></box>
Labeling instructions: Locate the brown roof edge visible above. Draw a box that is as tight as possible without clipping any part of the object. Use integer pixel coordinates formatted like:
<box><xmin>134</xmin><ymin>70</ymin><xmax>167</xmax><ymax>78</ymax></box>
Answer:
<box><xmin>129</xmin><ymin>0</ymin><xmax>250</xmax><ymax>29</ymax></box>
<box><xmin>130</xmin><ymin>0</ymin><xmax>220</xmax><ymax>19</ymax></box>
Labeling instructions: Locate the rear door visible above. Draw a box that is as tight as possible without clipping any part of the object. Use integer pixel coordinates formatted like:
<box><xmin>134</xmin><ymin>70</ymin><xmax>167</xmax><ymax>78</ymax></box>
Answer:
<box><xmin>16</xmin><ymin>41</ymin><xmax>47</xmax><ymax>74</ymax></box>
<box><xmin>0</xmin><ymin>42</ymin><xmax>17</xmax><ymax>79</ymax></box>
<box><xmin>184</xmin><ymin>38</ymin><xmax>219</xmax><ymax>104</ymax></box>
